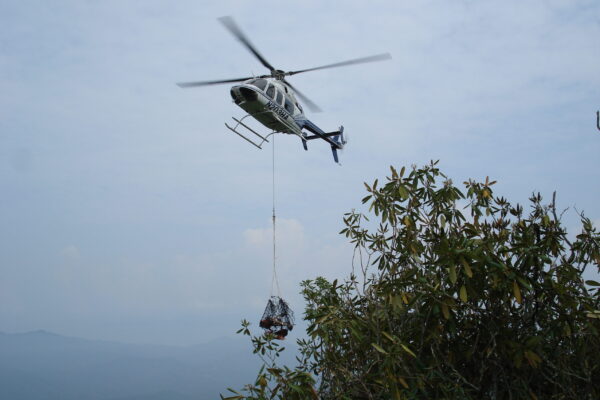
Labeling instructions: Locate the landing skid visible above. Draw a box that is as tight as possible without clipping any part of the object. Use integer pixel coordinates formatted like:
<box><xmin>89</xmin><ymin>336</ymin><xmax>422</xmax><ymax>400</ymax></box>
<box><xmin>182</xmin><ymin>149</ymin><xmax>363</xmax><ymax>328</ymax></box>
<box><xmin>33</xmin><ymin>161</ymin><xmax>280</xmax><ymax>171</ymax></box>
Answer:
<box><xmin>225</xmin><ymin>114</ymin><xmax>274</xmax><ymax>149</ymax></box>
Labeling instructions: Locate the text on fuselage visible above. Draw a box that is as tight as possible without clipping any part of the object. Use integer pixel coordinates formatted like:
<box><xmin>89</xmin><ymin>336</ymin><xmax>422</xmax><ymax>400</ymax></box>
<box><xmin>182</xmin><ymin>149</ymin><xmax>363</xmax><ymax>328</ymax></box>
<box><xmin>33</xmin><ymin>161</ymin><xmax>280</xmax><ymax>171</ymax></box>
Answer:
<box><xmin>266</xmin><ymin>101</ymin><xmax>288</xmax><ymax>120</ymax></box>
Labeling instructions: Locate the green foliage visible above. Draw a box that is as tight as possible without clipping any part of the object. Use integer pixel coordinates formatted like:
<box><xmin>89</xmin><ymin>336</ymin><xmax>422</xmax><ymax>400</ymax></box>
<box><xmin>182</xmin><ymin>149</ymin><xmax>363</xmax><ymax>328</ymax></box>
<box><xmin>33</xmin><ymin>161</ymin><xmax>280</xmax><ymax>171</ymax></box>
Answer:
<box><xmin>225</xmin><ymin>161</ymin><xmax>600</xmax><ymax>399</ymax></box>
<box><xmin>220</xmin><ymin>320</ymin><xmax>317</xmax><ymax>400</ymax></box>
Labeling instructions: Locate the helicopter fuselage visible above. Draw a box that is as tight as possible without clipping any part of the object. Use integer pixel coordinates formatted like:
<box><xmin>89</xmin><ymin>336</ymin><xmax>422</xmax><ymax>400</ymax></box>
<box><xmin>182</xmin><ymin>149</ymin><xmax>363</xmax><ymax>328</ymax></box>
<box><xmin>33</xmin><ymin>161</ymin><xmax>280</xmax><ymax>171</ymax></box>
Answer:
<box><xmin>228</xmin><ymin>76</ymin><xmax>346</xmax><ymax>162</ymax></box>
<box><xmin>229</xmin><ymin>77</ymin><xmax>305</xmax><ymax>136</ymax></box>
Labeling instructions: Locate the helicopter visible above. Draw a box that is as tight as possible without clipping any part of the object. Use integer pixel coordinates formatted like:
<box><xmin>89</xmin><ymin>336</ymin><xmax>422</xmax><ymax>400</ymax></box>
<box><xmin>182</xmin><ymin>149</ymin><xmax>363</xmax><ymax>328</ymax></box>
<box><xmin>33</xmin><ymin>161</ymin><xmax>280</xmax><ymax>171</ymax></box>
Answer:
<box><xmin>177</xmin><ymin>16</ymin><xmax>391</xmax><ymax>163</ymax></box>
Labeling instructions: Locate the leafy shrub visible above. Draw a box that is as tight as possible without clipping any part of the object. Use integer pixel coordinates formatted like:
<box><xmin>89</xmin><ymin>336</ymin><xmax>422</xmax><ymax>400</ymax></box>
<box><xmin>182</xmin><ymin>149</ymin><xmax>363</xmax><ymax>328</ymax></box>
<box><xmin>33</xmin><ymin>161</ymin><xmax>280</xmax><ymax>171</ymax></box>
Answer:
<box><xmin>224</xmin><ymin>162</ymin><xmax>600</xmax><ymax>400</ymax></box>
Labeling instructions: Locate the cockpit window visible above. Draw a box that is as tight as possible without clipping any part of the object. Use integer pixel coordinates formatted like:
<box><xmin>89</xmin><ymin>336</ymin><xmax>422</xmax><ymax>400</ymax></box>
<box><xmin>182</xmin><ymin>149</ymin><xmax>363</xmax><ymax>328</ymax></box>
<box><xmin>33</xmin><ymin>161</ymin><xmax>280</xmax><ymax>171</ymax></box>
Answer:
<box><xmin>266</xmin><ymin>84</ymin><xmax>275</xmax><ymax>99</ymax></box>
<box><xmin>251</xmin><ymin>78</ymin><xmax>267</xmax><ymax>91</ymax></box>
<box><xmin>276</xmin><ymin>90</ymin><xmax>283</xmax><ymax>106</ymax></box>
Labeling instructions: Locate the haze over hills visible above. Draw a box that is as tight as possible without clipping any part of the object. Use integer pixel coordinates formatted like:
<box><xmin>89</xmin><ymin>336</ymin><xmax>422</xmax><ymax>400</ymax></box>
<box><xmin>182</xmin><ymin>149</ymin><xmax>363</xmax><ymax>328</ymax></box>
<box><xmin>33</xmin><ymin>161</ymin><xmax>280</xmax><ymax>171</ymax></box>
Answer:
<box><xmin>0</xmin><ymin>330</ymin><xmax>296</xmax><ymax>400</ymax></box>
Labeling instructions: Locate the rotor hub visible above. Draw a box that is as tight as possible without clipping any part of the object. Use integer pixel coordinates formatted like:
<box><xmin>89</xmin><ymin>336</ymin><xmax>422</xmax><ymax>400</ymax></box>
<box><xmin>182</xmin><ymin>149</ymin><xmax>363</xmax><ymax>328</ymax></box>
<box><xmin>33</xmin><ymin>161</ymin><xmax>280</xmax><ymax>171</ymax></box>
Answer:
<box><xmin>272</xmin><ymin>69</ymin><xmax>286</xmax><ymax>80</ymax></box>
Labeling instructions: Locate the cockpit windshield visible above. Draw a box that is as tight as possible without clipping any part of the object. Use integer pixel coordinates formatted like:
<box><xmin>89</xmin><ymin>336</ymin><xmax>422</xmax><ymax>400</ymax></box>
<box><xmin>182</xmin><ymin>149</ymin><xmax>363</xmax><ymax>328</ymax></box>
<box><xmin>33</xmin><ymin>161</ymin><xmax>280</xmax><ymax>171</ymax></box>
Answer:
<box><xmin>249</xmin><ymin>78</ymin><xmax>267</xmax><ymax>91</ymax></box>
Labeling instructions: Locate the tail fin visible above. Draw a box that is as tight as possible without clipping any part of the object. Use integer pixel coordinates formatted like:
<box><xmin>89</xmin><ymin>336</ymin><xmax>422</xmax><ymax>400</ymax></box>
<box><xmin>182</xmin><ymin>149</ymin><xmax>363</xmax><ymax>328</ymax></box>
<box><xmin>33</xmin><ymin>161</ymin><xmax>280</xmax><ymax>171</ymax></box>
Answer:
<box><xmin>330</xmin><ymin>126</ymin><xmax>345</xmax><ymax>163</ymax></box>
<box><xmin>331</xmin><ymin>146</ymin><xmax>339</xmax><ymax>163</ymax></box>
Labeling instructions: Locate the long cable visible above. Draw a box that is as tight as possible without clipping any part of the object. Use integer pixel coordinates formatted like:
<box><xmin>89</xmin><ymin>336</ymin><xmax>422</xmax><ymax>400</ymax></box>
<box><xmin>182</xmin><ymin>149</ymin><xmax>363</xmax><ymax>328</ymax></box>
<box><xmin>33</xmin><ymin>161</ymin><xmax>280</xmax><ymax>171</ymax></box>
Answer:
<box><xmin>271</xmin><ymin>135</ymin><xmax>281</xmax><ymax>298</ymax></box>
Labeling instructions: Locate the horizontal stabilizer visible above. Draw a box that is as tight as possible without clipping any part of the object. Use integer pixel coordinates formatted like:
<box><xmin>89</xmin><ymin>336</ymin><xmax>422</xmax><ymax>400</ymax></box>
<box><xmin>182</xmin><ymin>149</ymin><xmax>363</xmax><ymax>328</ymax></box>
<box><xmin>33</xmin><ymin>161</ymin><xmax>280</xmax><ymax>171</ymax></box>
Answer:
<box><xmin>298</xmin><ymin>119</ymin><xmax>345</xmax><ymax>163</ymax></box>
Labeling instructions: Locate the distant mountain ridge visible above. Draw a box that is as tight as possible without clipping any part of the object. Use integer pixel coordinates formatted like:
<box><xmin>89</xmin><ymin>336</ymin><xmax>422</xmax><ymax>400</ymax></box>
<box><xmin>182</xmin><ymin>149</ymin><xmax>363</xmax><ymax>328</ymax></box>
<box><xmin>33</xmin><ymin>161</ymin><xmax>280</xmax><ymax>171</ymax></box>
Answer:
<box><xmin>0</xmin><ymin>330</ymin><xmax>294</xmax><ymax>400</ymax></box>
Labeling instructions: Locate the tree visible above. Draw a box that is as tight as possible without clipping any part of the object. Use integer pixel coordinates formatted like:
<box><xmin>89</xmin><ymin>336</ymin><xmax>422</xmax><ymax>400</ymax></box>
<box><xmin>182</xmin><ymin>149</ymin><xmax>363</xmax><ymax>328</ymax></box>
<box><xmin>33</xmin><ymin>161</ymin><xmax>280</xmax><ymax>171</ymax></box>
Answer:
<box><xmin>222</xmin><ymin>161</ymin><xmax>600</xmax><ymax>400</ymax></box>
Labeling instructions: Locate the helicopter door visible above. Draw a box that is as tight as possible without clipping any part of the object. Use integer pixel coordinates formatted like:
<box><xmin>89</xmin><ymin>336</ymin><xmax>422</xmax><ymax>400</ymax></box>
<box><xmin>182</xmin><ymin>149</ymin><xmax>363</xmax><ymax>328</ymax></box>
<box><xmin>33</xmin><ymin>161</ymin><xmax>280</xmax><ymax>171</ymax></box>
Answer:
<box><xmin>275</xmin><ymin>90</ymin><xmax>284</xmax><ymax>106</ymax></box>
<box><xmin>284</xmin><ymin>97</ymin><xmax>294</xmax><ymax>114</ymax></box>
<box><xmin>266</xmin><ymin>84</ymin><xmax>275</xmax><ymax>99</ymax></box>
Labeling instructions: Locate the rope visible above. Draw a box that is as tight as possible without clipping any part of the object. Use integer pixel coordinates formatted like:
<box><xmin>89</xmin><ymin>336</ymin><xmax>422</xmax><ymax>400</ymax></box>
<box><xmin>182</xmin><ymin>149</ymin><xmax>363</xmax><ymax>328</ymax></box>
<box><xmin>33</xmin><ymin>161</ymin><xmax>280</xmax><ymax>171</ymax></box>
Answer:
<box><xmin>271</xmin><ymin>135</ymin><xmax>281</xmax><ymax>298</ymax></box>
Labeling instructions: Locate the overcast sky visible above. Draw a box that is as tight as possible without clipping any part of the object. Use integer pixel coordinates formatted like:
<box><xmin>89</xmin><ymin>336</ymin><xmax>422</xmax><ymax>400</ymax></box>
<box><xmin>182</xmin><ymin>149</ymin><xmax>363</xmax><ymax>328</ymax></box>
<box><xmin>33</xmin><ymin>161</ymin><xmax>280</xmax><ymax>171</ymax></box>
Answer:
<box><xmin>1</xmin><ymin>0</ymin><xmax>599</xmax><ymax>345</ymax></box>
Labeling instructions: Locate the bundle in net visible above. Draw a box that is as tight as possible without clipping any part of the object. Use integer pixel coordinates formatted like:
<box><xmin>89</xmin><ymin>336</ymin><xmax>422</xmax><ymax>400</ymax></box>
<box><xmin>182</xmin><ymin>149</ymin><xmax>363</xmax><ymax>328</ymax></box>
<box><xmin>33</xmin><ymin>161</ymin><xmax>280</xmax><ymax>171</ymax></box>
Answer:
<box><xmin>259</xmin><ymin>296</ymin><xmax>294</xmax><ymax>339</ymax></box>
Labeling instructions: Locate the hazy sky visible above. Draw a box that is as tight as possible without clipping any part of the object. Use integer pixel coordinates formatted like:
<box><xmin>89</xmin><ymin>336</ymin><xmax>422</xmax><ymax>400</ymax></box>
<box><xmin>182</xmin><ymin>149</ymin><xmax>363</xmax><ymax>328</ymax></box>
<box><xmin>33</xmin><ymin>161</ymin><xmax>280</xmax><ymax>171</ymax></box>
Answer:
<box><xmin>1</xmin><ymin>0</ymin><xmax>599</xmax><ymax>345</ymax></box>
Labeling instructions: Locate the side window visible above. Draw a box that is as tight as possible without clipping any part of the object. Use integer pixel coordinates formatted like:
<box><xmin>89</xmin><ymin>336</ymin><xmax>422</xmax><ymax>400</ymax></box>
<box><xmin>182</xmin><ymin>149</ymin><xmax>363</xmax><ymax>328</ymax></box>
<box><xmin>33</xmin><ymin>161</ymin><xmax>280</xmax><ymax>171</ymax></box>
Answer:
<box><xmin>252</xmin><ymin>79</ymin><xmax>267</xmax><ymax>91</ymax></box>
<box><xmin>266</xmin><ymin>84</ymin><xmax>275</xmax><ymax>98</ymax></box>
<box><xmin>284</xmin><ymin>97</ymin><xmax>294</xmax><ymax>113</ymax></box>
<box><xmin>276</xmin><ymin>90</ymin><xmax>283</xmax><ymax>106</ymax></box>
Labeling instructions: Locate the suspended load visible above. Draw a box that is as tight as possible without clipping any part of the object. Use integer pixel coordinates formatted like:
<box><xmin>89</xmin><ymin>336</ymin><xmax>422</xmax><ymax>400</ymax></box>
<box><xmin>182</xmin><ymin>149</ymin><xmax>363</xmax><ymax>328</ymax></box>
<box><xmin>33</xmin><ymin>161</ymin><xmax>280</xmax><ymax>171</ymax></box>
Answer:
<box><xmin>259</xmin><ymin>296</ymin><xmax>294</xmax><ymax>340</ymax></box>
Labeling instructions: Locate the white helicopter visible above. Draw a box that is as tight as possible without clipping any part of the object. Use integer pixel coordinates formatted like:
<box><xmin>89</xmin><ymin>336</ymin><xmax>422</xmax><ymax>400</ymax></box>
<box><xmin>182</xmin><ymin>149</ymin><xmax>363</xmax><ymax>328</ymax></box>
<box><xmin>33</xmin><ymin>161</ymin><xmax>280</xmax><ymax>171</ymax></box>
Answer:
<box><xmin>177</xmin><ymin>16</ymin><xmax>391</xmax><ymax>163</ymax></box>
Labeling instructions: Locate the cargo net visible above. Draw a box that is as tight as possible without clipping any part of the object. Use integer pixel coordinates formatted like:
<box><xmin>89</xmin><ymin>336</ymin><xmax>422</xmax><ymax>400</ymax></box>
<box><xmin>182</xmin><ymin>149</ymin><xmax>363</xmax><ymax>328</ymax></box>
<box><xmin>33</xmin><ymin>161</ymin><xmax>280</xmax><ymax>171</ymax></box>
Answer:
<box><xmin>259</xmin><ymin>296</ymin><xmax>294</xmax><ymax>340</ymax></box>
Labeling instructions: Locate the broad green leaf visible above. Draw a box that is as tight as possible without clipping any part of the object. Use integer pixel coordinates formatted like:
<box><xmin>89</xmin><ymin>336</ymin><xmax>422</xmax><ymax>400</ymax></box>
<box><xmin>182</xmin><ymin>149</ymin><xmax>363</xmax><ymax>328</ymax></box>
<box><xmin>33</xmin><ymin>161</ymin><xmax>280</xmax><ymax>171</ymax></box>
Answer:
<box><xmin>513</xmin><ymin>281</ymin><xmax>522</xmax><ymax>304</ymax></box>
<box><xmin>382</xmin><ymin>331</ymin><xmax>395</xmax><ymax>342</ymax></box>
<box><xmin>542</xmin><ymin>215</ymin><xmax>550</xmax><ymax>226</ymax></box>
<box><xmin>586</xmin><ymin>310</ymin><xmax>600</xmax><ymax>319</ymax></box>
<box><xmin>449</xmin><ymin>265</ymin><xmax>457</xmax><ymax>284</ymax></box>
<box><xmin>392</xmin><ymin>295</ymin><xmax>404</xmax><ymax>310</ymax></box>
<box><xmin>398</xmin><ymin>185</ymin><xmax>409</xmax><ymax>200</ymax></box>
<box><xmin>517</xmin><ymin>277</ymin><xmax>532</xmax><ymax>290</ymax></box>
<box><xmin>459</xmin><ymin>285</ymin><xmax>468</xmax><ymax>303</ymax></box>
<box><xmin>400</xmin><ymin>343</ymin><xmax>416</xmax><ymax>358</ymax></box>
<box><xmin>585</xmin><ymin>280</ymin><xmax>600</xmax><ymax>286</ymax></box>
<box><xmin>257</xmin><ymin>375</ymin><xmax>267</xmax><ymax>387</ymax></box>
<box><xmin>461</xmin><ymin>258</ymin><xmax>473</xmax><ymax>278</ymax></box>
<box><xmin>401</xmin><ymin>293</ymin><xmax>409</xmax><ymax>304</ymax></box>
<box><xmin>371</xmin><ymin>343</ymin><xmax>388</xmax><ymax>354</ymax></box>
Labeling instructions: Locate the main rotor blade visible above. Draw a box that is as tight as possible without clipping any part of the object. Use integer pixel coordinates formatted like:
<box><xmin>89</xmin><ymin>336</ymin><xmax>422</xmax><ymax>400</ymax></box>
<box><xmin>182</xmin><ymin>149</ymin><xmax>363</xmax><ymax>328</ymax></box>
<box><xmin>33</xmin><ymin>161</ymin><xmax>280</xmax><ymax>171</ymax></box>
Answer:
<box><xmin>286</xmin><ymin>53</ymin><xmax>392</xmax><ymax>76</ymax></box>
<box><xmin>176</xmin><ymin>77</ymin><xmax>253</xmax><ymax>88</ymax></box>
<box><xmin>283</xmin><ymin>79</ymin><xmax>322</xmax><ymax>113</ymax></box>
<box><xmin>219</xmin><ymin>16</ymin><xmax>275</xmax><ymax>72</ymax></box>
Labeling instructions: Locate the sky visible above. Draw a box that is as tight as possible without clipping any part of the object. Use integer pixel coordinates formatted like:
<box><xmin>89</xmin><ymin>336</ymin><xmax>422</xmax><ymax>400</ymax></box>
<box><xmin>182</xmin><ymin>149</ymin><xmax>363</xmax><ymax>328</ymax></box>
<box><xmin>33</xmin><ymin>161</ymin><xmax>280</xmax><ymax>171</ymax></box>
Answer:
<box><xmin>1</xmin><ymin>0</ymin><xmax>599</xmax><ymax>346</ymax></box>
